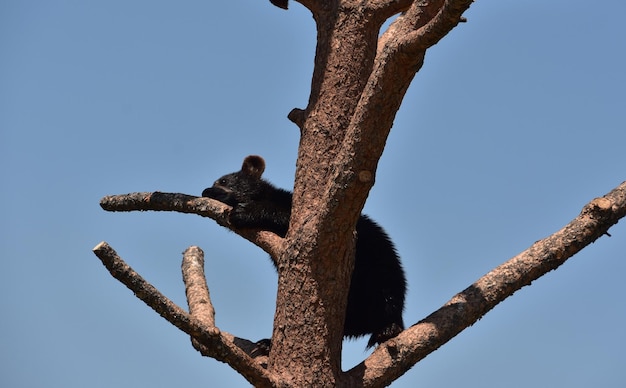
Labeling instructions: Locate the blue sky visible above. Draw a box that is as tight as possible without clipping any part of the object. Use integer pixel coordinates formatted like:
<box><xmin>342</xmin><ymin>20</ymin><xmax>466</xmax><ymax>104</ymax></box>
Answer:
<box><xmin>1</xmin><ymin>1</ymin><xmax>625</xmax><ymax>387</ymax></box>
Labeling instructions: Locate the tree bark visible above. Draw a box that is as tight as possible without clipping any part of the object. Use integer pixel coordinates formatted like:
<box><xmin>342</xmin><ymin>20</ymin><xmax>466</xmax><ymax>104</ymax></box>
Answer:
<box><xmin>93</xmin><ymin>0</ymin><xmax>625</xmax><ymax>386</ymax></box>
<box><xmin>97</xmin><ymin>181</ymin><xmax>626</xmax><ymax>386</ymax></box>
<box><xmin>270</xmin><ymin>0</ymin><xmax>473</xmax><ymax>384</ymax></box>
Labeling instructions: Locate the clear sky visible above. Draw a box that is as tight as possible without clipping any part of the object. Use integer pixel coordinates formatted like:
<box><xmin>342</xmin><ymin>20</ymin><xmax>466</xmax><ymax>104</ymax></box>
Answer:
<box><xmin>1</xmin><ymin>1</ymin><xmax>625</xmax><ymax>387</ymax></box>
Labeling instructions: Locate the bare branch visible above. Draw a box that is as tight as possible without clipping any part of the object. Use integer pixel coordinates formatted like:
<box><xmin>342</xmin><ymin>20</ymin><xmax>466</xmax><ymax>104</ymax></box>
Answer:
<box><xmin>99</xmin><ymin>192</ymin><xmax>285</xmax><ymax>260</ymax></box>
<box><xmin>182</xmin><ymin>246</ymin><xmax>216</xmax><ymax>353</ymax></box>
<box><xmin>347</xmin><ymin>181</ymin><xmax>626</xmax><ymax>387</ymax></box>
<box><xmin>92</xmin><ymin>241</ymin><xmax>200</xmax><ymax>333</ymax></box>
<box><xmin>320</xmin><ymin>2</ymin><xmax>471</xmax><ymax>263</ymax></box>
<box><xmin>92</xmin><ymin>242</ymin><xmax>276</xmax><ymax>387</ymax></box>
<box><xmin>95</xmin><ymin>2</ymin><xmax>621</xmax><ymax>385</ymax></box>
<box><xmin>265</xmin><ymin>2</ymin><xmax>475</xmax><ymax>382</ymax></box>
<box><xmin>305</xmin><ymin>0</ymin><xmax>475</xmax><ymax>235</ymax></box>
<box><xmin>100</xmin><ymin>192</ymin><xmax>229</xmax><ymax>221</ymax></box>
<box><xmin>182</xmin><ymin>246</ymin><xmax>215</xmax><ymax>327</ymax></box>
<box><xmin>378</xmin><ymin>0</ymin><xmax>472</xmax><ymax>55</ymax></box>
<box><xmin>181</xmin><ymin>246</ymin><xmax>270</xmax><ymax>366</ymax></box>
<box><xmin>408</xmin><ymin>0</ymin><xmax>474</xmax><ymax>51</ymax></box>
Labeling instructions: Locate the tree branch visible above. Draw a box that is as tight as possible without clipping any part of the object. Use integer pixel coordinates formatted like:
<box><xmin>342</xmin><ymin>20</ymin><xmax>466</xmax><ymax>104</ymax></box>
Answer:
<box><xmin>347</xmin><ymin>181</ymin><xmax>626</xmax><ymax>387</ymax></box>
<box><xmin>94</xmin><ymin>180</ymin><xmax>625</xmax><ymax>386</ymax></box>
<box><xmin>95</xmin><ymin>2</ymin><xmax>621</xmax><ymax>385</ymax></box>
<box><xmin>408</xmin><ymin>0</ymin><xmax>474</xmax><ymax>51</ymax></box>
<box><xmin>91</xmin><ymin>242</ymin><xmax>276</xmax><ymax>387</ymax></box>
<box><xmin>377</xmin><ymin>0</ymin><xmax>472</xmax><ymax>55</ymax></box>
<box><xmin>99</xmin><ymin>192</ymin><xmax>285</xmax><ymax>260</ymax></box>
<box><xmin>324</xmin><ymin>1</ymin><xmax>476</xmax><ymax>239</ymax></box>
<box><xmin>182</xmin><ymin>246</ymin><xmax>216</xmax><ymax>353</ymax></box>
<box><xmin>182</xmin><ymin>246</ymin><xmax>215</xmax><ymax>328</ymax></box>
<box><xmin>181</xmin><ymin>246</ymin><xmax>271</xmax><ymax>366</ymax></box>
<box><xmin>267</xmin><ymin>1</ymin><xmax>475</xmax><ymax>383</ymax></box>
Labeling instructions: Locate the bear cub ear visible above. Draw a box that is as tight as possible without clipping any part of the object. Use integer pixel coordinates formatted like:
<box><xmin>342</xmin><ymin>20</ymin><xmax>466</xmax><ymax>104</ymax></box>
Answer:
<box><xmin>241</xmin><ymin>155</ymin><xmax>265</xmax><ymax>179</ymax></box>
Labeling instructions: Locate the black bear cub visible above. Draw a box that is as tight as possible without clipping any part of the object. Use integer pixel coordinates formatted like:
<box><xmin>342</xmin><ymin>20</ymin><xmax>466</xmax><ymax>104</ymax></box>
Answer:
<box><xmin>202</xmin><ymin>155</ymin><xmax>406</xmax><ymax>348</ymax></box>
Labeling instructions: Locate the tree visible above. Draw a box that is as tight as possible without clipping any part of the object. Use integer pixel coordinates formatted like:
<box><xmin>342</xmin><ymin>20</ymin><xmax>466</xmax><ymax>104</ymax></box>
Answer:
<box><xmin>93</xmin><ymin>1</ymin><xmax>626</xmax><ymax>386</ymax></box>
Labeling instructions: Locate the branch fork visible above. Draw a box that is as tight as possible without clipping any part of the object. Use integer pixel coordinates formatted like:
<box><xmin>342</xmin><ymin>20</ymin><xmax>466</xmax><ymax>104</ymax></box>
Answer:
<box><xmin>94</xmin><ymin>181</ymin><xmax>626</xmax><ymax>386</ymax></box>
<box><xmin>92</xmin><ymin>1</ymin><xmax>624</xmax><ymax>386</ymax></box>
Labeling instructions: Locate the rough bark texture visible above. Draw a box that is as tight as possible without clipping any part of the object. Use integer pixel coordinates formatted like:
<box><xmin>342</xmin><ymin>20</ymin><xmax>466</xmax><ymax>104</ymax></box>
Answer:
<box><xmin>97</xmin><ymin>182</ymin><xmax>626</xmax><ymax>386</ymax></box>
<box><xmin>94</xmin><ymin>0</ymin><xmax>625</xmax><ymax>386</ymax></box>
<box><xmin>272</xmin><ymin>1</ymin><xmax>472</xmax><ymax>384</ymax></box>
<box><xmin>93</xmin><ymin>241</ymin><xmax>275</xmax><ymax>387</ymax></box>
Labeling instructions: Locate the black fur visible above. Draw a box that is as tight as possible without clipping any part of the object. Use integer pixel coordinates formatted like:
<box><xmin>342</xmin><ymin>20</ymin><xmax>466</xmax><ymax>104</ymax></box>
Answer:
<box><xmin>202</xmin><ymin>155</ymin><xmax>406</xmax><ymax>348</ymax></box>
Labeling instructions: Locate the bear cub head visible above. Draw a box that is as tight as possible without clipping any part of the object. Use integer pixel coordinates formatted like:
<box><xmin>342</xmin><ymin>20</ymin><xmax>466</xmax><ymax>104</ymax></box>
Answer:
<box><xmin>201</xmin><ymin>155</ymin><xmax>267</xmax><ymax>207</ymax></box>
